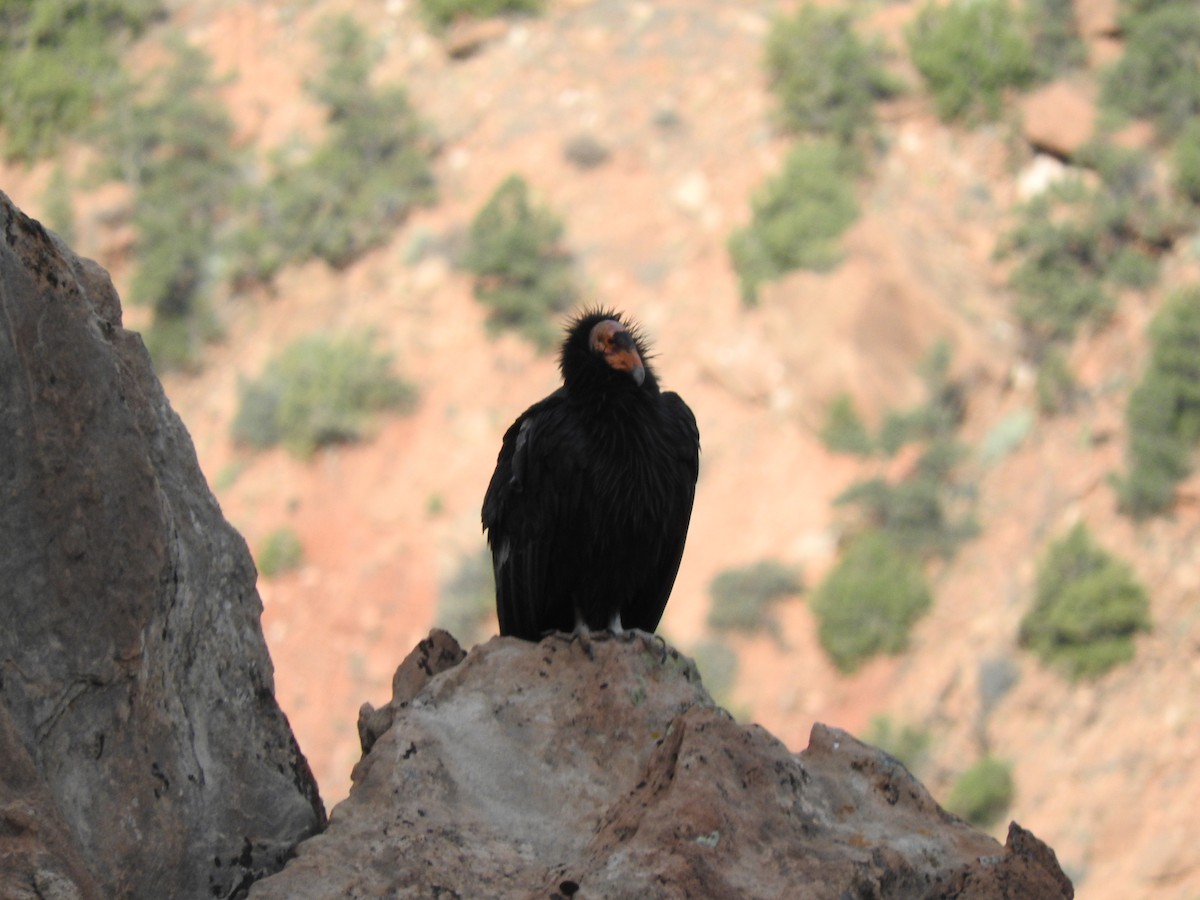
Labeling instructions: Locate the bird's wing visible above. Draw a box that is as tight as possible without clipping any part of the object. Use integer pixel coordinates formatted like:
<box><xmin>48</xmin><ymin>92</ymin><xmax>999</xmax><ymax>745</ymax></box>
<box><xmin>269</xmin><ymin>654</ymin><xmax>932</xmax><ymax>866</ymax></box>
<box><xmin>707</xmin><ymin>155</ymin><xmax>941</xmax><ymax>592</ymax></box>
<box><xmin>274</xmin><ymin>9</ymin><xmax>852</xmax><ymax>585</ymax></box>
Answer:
<box><xmin>627</xmin><ymin>391</ymin><xmax>701</xmax><ymax>633</ymax></box>
<box><xmin>482</xmin><ymin>389</ymin><xmax>584</xmax><ymax>639</ymax></box>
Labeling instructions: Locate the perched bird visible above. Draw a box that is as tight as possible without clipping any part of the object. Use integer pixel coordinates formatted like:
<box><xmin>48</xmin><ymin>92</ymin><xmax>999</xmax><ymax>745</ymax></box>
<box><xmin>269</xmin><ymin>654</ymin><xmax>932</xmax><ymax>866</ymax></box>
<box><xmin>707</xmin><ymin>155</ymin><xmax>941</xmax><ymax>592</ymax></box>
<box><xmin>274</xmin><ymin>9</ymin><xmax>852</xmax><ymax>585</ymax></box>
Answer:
<box><xmin>482</xmin><ymin>308</ymin><xmax>699</xmax><ymax>642</ymax></box>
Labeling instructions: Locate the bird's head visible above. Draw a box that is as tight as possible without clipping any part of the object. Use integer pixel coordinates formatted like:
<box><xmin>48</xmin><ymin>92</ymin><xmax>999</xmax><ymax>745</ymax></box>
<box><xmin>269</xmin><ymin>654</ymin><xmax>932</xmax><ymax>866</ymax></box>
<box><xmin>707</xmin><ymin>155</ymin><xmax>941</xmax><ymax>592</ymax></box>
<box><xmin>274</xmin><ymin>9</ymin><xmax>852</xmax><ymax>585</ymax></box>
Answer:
<box><xmin>560</xmin><ymin>308</ymin><xmax>654</xmax><ymax>393</ymax></box>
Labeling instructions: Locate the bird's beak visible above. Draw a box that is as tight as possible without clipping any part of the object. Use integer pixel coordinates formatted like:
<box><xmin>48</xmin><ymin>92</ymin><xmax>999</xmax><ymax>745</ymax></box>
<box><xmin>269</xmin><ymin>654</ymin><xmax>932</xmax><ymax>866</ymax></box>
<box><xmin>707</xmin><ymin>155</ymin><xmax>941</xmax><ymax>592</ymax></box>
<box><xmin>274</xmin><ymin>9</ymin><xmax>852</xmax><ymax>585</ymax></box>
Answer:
<box><xmin>609</xmin><ymin>337</ymin><xmax>645</xmax><ymax>386</ymax></box>
<box><xmin>593</xmin><ymin>319</ymin><xmax>646</xmax><ymax>386</ymax></box>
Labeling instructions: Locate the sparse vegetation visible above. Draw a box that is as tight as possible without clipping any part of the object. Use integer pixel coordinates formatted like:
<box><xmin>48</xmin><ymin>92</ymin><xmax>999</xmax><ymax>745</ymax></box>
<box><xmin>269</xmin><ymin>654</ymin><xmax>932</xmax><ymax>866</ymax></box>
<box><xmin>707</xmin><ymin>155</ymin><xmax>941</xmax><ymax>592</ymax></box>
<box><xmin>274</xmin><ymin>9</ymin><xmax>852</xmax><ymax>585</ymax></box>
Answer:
<box><xmin>232</xmin><ymin>332</ymin><xmax>417</xmax><ymax>458</ymax></box>
<box><xmin>834</xmin><ymin>450</ymin><xmax>978</xmax><ymax>560</ymax></box>
<box><xmin>876</xmin><ymin>340</ymin><xmax>965</xmax><ymax>455</ymax></box>
<box><xmin>1002</xmin><ymin>179</ymin><xmax>1117</xmax><ymax>344</ymax></box>
<box><xmin>1117</xmin><ymin>288</ymin><xmax>1200</xmax><ymax>518</ymax></box>
<box><xmin>728</xmin><ymin>140</ymin><xmax>861</xmax><ymax>306</ymax></box>
<box><xmin>91</xmin><ymin>38</ymin><xmax>238</xmax><ymax>370</ymax></box>
<box><xmin>436</xmin><ymin>549</ymin><xmax>495</xmax><ymax>647</ymax></box>
<box><xmin>257</xmin><ymin>527</ymin><xmax>305</xmax><ymax>578</ymax></box>
<box><xmin>228</xmin><ymin>15</ymin><xmax>437</xmax><ymax>282</ymax></box>
<box><xmin>1035</xmin><ymin>347</ymin><xmax>1078</xmax><ymax>416</ymax></box>
<box><xmin>945</xmin><ymin>757</ymin><xmax>1015</xmax><ymax>827</ymax></box>
<box><xmin>0</xmin><ymin>0</ymin><xmax>159</xmax><ymax>162</ymax></box>
<box><xmin>1018</xmin><ymin>523</ymin><xmax>1151</xmax><ymax>679</ymax></box>
<box><xmin>1172</xmin><ymin>120</ymin><xmax>1200</xmax><ymax>206</ymax></box>
<box><xmin>417</xmin><ymin>0</ymin><xmax>543</xmax><ymax>31</ymax></box>
<box><xmin>998</xmin><ymin>141</ymin><xmax>1176</xmax><ymax>351</ymax></box>
<box><xmin>1026</xmin><ymin>0</ymin><xmax>1086</xmax><ymax>81</ymax></box>
<box><xmin>835</xmin><ymin>342</ymin><xmax>978</xmax><ymax>559</ymax></box>
<box><xmin>906</xmin><ymin>0</ymin><xmax>1035</xmax><ymax>124</ymax></box>
<box><xmin>464</xmin><ymin>174</ymin><xmax>579</xmax><ymax>349</ymax></box>
<box><xmin>1100</xmin><ymin>1</ymin><xmax>1200</xmax><ymax>141</ymax></box>
<box><xmin>764</xmin><ymin>3</ymin><xmax>901</xmax><ymax>147</ymax></box>
<box><xmin>810</xmin><ymin>530</ymin><xmax>933</xmax><ymax>673</ymax></box>
<box><xmin>706</xmin><ymin>560</ymin><xmax>803</xmax><ymax>637</ymax></box>
<box><xmin>820</xmin><ymin>392</ymin><xmax>875</xmax><ymax>456</ymax></box>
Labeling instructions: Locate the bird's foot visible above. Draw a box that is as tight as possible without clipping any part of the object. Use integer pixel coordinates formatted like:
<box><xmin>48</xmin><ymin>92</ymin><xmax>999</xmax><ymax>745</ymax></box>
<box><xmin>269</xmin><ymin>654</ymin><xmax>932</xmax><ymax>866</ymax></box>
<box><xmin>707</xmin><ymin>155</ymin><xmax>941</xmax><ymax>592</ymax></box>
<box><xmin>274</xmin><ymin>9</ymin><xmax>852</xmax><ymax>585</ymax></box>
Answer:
<box><xmin>545</xmin><ymin>623</ymin><xmax>600</xmax><ymax>660</ymax></box>
<box><xmin>618</xmin><ymin>628</ymin><xmax>670</xmax><ymax>664</ymax></box>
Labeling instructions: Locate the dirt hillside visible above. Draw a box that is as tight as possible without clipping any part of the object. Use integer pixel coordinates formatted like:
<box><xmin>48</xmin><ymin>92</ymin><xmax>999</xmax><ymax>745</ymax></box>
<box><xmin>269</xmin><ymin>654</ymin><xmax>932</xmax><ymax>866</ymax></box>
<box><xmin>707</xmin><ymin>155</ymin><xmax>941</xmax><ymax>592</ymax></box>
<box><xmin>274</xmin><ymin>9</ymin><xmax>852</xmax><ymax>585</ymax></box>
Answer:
<box><xmin>3</xmin><ymin>1</ymin><xmax>1198</xmax><ymax>898</ymax></box>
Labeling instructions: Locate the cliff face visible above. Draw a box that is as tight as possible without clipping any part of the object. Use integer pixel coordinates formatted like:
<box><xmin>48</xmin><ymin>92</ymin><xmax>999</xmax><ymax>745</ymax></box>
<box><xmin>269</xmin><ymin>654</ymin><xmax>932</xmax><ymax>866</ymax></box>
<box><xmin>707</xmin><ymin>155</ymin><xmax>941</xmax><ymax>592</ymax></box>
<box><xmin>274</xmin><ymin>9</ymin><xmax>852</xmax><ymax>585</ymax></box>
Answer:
<box><xmin>0</xmin><ymin>191</ymin><xmax>324</xmax><ymax>899</ymax></box>
<box><xmin>251</xmin><ymin>630</ymin><xmax>1073</xmax><ymax>900</ymax></box>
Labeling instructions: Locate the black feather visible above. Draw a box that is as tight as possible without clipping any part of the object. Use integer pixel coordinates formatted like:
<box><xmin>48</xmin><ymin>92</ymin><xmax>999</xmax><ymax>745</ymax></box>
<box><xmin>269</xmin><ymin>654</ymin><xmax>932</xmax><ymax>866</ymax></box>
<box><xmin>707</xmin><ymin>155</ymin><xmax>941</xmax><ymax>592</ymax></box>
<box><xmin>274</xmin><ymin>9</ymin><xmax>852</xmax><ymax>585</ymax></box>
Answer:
<box><xmin>482</xmin><ymin>308</ymin><xmax>700</xmax><ymax>640</ymax></box>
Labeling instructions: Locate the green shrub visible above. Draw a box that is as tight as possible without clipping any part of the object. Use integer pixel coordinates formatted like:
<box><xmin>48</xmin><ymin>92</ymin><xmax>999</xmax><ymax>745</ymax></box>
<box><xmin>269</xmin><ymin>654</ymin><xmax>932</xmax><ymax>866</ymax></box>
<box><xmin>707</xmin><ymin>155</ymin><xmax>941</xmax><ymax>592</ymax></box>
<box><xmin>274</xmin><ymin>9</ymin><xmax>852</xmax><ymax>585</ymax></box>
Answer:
<box><xmin>257</xmin><ymin>527</ymin><xmax>305</xmax><ymax>578</ymax></box>
<box><xmin>418</xmin><ymin>0</ymin><xmax>542</xmax><ymax>30</ymax></box>
<box><xmin>1077</xmin><ymin>140</ymin><xmax>1182</xmax><ymax>253</ymax></box>
<box><xmin>1117</xmin><ymin>287</ymin><xmax>1200</xmax><ymax>517</ymax></box>
<box><xmin>906</xmin><ymin>0</ymin><xmax>1034</xmax><ymax>123</ymax></box>
<box><xmin>835</xmin><ymin>446</ymin><xmax>978</xmax><ymax>559</ymax></box>
<box><xmin>1018</xmin><ymin>523</ymin><xmax>1151</xmax><ymax>678</ymax></box>
<box><xmin>1035</xmin><ymin>347</ymin><xmax>1078</xmax><ymax>416</ymax></box>
<box><xmin>464</xmin><ymin>174</ymin><xmax>579</xmax><ymax>349</ymax></box>
<box><xmin>232</xmin><ymin>332</ymin><xmax>417</xmax><ymax>457</ymax></box>
<box><xmin>1000</xmin><ymin>180</ymin><xmax>1116</xmax><ymax>343</ymax></box>
<box><xmin>228</xmin><ymin>15</ymin><xmax>436</xmax><ymax>282</ymax></box>
<box><xmin>863</xmin><ymin>715</ymin><xmax>932</xmax><ymax>773</ymax></box>
<box><xmin>706</xmin><ymin>560</ymin><xmax>802</xmax><ymax>637</ymax></box>
<box><xmin>835</xmin><ymin>343</ymin><xmax>977</xmax><ymax>559</ymax></box>
<box><xmin>811</xmin><ymin>531</ymin><xmax>933</xmax><ymax>673</ymax></box>
<box><xmin>91</xmin><ymin>38</ymin><xmax>238</xmax><ymax>371</ymax></box>
<box><xmin>876</xmin><ymin>340</ymin><xmax>964</xmax><ymax>455</ymax></box>
<box><xmin>764</xmin><ymin>3</ymin><xmax>901</xmax><ymax>146</ymax></box>
<box><xmin>0</xmin><ymin>0</ymin><xmax>159</xmax><ymax>162</ymax></box>
<box><xmin>689</xmin><ymin>639</ymin><xmax>739</xmax><ymax>707</ymax></box>
<box><xmin>728</xmin><ymin>140</ymin><xmax>861</xmax><ymax>306</ymax></box>
<box><xmin>999</xmin><ymin>144</ymin><xmax>1176</xmax><ymax>346</ymax></box>
<box><xmin>436</xmin><ymin>549</ymin><xmax>495</xmax><ymax>646</ymax></box>
<box><xmin>820</xmin><ymin>392</ymin><xmax>874</xmax><ymax>455</ymax></box>
<box><xmin>1101</xmin><ymin>1</ymin><xmax>1200</xmax><ymax>140</ymax></box>
<box><xmin>1172</xmin><ymin>120</ymin><xmax>1200</xmax><ymax>206</ymax></box>
<box><xmin>1026</xmin><ymin>0</ymin><xmax>1086</xmax><ymax>81</ymax></box>
<box><xmin>945</xmin><ymin>757</ymin><xmax>1014</xmax><ymax>827</ymax></box>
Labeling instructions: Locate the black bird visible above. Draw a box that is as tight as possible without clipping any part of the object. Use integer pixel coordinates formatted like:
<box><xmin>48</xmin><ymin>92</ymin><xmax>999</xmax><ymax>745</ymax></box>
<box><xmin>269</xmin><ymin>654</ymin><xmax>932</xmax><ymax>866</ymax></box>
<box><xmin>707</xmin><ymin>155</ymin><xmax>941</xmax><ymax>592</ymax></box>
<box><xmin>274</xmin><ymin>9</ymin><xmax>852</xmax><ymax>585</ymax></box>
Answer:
<box><xmin>482</xmin><ymin>308</ymin><xmax>699</xmax><ymax>642</ymax></box>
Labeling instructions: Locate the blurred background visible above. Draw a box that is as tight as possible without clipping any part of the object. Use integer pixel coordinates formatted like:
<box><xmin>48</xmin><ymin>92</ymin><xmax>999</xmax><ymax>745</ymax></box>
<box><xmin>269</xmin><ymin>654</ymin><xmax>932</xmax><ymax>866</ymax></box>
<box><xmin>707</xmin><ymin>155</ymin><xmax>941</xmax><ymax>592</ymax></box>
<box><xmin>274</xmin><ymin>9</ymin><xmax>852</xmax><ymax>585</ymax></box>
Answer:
<box><xmin>2</xmin><ymin>0</ymin><xmax>1199</xmax><ymax>896</ymax></box>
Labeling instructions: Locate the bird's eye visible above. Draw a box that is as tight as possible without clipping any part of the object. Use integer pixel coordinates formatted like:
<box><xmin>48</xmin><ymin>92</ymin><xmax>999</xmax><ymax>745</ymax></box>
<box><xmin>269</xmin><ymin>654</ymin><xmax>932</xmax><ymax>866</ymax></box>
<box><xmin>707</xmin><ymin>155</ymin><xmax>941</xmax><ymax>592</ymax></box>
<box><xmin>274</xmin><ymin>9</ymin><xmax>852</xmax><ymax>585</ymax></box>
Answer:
<box><xmin>590</xmin><ymin>319</ymin><xmax>625</xmax><ymax>354</ymax></box>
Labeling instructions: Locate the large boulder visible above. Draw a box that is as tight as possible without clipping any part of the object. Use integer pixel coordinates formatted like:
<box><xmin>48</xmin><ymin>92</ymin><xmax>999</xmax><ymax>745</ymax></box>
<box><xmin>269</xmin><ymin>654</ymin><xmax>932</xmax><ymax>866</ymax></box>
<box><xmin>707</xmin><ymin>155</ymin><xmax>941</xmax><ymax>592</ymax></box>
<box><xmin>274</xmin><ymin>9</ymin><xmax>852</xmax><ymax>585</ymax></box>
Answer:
<box><xmin>251</xmin><ymin>631</ymin><xmax>1074</xmax><ymax>899</ymax></box>
<box><xmin>0</xmin><ymin>191</ymin><xmax>324</xmax><ymax>899</ymax></box>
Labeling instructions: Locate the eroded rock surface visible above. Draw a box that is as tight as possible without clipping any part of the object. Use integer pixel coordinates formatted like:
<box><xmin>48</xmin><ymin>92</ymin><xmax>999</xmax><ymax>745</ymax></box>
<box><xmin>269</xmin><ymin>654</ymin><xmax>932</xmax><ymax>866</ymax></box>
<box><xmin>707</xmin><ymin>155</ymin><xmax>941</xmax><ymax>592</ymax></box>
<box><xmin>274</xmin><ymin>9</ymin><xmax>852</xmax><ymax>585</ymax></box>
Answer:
<box><xmin>0</xmin><ymin>191</ymin><xmax>324</xmax><ymax>899</ymax></box>
<box><xmin>252</xmin><ymin>632</ymin><xmax>1073</xmax><ymax>899</ymax></box>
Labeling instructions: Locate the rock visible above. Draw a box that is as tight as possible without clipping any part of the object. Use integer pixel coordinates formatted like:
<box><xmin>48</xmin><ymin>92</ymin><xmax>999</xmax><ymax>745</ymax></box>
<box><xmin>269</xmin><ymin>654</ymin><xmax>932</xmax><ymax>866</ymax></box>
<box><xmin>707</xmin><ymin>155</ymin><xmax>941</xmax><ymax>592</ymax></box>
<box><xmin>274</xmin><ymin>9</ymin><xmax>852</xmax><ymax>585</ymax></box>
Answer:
<box><xmin>443</xmin><ymin>18</ymin><xmax>509</xmax><ymax>59</ymax></box>
<box><xmin>250</xmin><ymin>633</ymin><xmax>1073</xmax><ymax>899</ymax></box>
<box><xmin>1020</xmin><ymin>81</ymin><xmax>1097</xmax><ymax>160</ymax></box>
<box><xmin>0</xmin><ymin>703</ymin><xmax>105</xmax><ymax>900</ymax></box>
<box><xmin>0</xmin><ymin>191</ymin><xmax>325</xmax><ymax>898</ymax></box>
<box><xmin>1017</xmin><ymin>154</ymin><xmax>1069</xmax><ymax>201</ymax></box>
<box><xmin>355</xmin><ymin>628</ymin><xmax>467</xmax><ymax>756</ymax></box>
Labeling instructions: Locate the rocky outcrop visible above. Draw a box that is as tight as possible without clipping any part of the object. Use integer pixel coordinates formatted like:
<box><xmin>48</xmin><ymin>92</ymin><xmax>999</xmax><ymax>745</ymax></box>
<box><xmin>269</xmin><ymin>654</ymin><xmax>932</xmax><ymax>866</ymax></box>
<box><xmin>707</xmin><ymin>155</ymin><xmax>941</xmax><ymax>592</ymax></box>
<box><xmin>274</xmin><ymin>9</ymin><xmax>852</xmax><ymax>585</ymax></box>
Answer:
<box><xmin>0</xmin><ymin>188</ymin><xmax>1073</xmax><ymax>898</ymax></box>
<box><xmin>0</xmin><ymin>191</ymin><xmax>324</xmax><ymax>899</ymax></box>
<box><xmin>251</xmin><ymin>631</ymin><xmax>1073</xmax><ymax>899</ymax></box>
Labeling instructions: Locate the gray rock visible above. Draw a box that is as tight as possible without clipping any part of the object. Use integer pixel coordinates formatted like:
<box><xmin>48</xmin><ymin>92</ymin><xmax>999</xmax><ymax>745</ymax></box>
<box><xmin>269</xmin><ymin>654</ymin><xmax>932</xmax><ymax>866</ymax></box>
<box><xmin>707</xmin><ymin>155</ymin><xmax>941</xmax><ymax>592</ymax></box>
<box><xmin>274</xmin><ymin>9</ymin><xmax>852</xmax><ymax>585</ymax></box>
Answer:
<box><xmin>252</xmin><ymin>632</ymin><xmax>1073</xmax><ymax>899</ymax></box>
<box><xmin>0</xmin><ymin>191</ymin><xmax>325</xmax><ymax>899</ymax></box>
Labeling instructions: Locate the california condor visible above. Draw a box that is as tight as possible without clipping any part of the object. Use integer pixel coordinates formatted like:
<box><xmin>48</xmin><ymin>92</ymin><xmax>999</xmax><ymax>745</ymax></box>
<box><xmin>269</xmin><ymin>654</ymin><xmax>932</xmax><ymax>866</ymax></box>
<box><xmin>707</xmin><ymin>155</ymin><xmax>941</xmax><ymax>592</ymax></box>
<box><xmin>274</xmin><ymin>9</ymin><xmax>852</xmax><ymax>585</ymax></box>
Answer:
<box><xmin>482</xmin><ymin>309</ymin><xmax>699</xmax><ymax>642</ymax></box>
